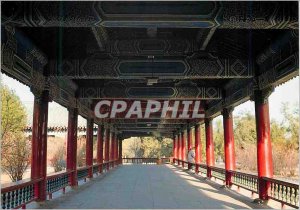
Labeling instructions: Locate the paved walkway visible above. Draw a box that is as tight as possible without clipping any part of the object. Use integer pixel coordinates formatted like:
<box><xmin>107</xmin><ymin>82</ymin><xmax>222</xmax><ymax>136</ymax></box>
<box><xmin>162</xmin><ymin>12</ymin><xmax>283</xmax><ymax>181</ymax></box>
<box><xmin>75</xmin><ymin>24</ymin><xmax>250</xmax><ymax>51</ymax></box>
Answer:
<box><xmin>38</xmin><ymin>164</ymin><xmax>270</xmax><ymax>209</ymax></box>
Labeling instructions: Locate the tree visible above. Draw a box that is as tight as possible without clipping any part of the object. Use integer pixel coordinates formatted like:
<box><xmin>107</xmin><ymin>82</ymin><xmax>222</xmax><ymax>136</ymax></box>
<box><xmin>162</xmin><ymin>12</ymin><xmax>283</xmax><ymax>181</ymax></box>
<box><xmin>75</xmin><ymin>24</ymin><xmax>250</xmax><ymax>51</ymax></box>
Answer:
<box><xmin>50</xmin><ymin>145</ymin><xmax>66</xmax><ymax>172</ymax></box>
<box><xmin>160</xmin><ymin>138</ymin><xmax>173</xmax><ymax>157</ymax></box>
<box><xmin>280</xmin><ymin>102</ymin><xmax>299</xmax><ymax>148</ymax></box>
<box><xmin>200</xmin><ymin>124</ymin><xmax>206</xmax><ymax>162</ymax></box>
<box><xmin>122</xmin><ymin>137</ymin><xmax>173</xmax><ymax>158</ymax></box>
<box><xmin>127</xmin><ymin>137</ymin><xmax>143</xmax><ymax>157</ymax></box>
<box><xmin>140</xmin><ymin>137</ymin><xmax>161</xmax><ymax>158</ymax></box>
<box><xmin>77</xmin><ymin>141</ymin><xmax>86</xmax><ymax>167</ymax></box>
<box><xmin>1</xmin><ymin>85</ymin><xmax>30</xmax><ymax>181</ymax></box>
<box><xmin>234</xmin><ymin>112</ymin><xmax>256</xmax><ymax>147</ymax></box>
<box><xmin>213</xmin><ymin>119</ymin><xmax>224</xmax><ymax>161</ymax></box>
<box><xmin>270</xmin><ymin>102</ymin><xmax>299</xmax><ymax>176</ymax></box>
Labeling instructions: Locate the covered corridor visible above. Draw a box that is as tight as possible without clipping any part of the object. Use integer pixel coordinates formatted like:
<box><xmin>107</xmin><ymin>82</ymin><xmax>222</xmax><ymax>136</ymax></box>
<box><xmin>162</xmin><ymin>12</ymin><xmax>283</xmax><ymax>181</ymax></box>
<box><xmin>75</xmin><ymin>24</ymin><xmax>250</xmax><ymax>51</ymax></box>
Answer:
<box><xmin>1</xmin><ymin>1</ymin><xmax>299</xmax><ymax>209</ymax></box>
<box><xmin>37</xmin><ymin>164</ymin><xmax>268</xmax><ymax>209</ymax></box>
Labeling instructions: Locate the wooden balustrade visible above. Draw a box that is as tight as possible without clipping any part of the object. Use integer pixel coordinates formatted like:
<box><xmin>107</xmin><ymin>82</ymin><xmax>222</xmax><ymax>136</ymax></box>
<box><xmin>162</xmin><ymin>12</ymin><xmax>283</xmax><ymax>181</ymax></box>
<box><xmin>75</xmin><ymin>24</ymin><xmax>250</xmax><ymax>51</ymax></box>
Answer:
<box><xmin>46</xmin><ymin>170</ymin><xmax>72</xmax><ymax>199</ymax></box>
<box><xmin>196</xmin><ymin>163</ymin><xmax>208</xmax><ymax>175</ymax></box>
<box><xmin>122</xmin><ymin>158</ymin><xmax>158</xmax><ymax>164</ymax></box>
<box><xmin>173</xmin><ymin>158</ymin><xmax>299</xmax><ymax>208</ymax></box>
<box><xmin>92</xmin><ymin>163</ymin><xmax>100</xmax><ymax>175</ymax></box>
<box><xmin>210</xmin><ymin>166</ymin><xmax>226</xmax><ymax>181</ymax></box>
<box><xmin>1</xmin><ymin>159</ymin><xmax>299</xmax><ymax>209</ymax></box>
<box><xmin>122</xmin><ymin>157</ymin><xmax>171</xmax><ymax>164</ymax></box>
<box><xmin>161</xmin><ymin>157</ymin><xmax>171</xmax><ymax>164</ymax></box>
<box><xmin>1</xmin><ymin>160</ymin><xmax>119</xmax><ymax>209</ymax></box>
<box><xmin>230</xmin><ymin>170</ymin><xmax>258</xmax><ymax>193</ymax></box>
<box><xmin>263</xmin><ymin>177</ymin><xmax>299</xmax><ymax>208</ymax></box>
<box><xmin>1</xmin><ymin>178</ymin><xmax>42</xmax><ymax>209</ymax></box>
<box><xmin>77</xmin><ymin>166</ymin><xmax>90</xmax><ymax>181</ymax></box>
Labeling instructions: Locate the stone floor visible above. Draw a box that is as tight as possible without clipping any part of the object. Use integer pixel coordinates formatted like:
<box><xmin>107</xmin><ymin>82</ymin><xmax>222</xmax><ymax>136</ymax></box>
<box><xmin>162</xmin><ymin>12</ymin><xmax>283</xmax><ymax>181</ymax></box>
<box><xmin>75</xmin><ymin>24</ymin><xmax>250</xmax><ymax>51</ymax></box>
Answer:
<box><xmin>37</xmin><ymin>164</ymin><xmax>272</xmax><ymax>209</ymax></box>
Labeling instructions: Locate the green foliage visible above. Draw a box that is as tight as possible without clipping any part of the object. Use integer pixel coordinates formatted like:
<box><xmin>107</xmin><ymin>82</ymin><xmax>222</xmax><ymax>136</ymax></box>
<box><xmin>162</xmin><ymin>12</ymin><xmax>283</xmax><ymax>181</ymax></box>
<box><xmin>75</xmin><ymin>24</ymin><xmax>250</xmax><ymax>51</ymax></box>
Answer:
<box><xmin>77</xmin><ymin>142</ymin><xmax>86</xmax><ymax>167</ymax></box>
<box><xmin>234</xmin><ymin>112</ymin><xmax>256</xmax><ymax>147</ymax></box>
<box><xmin>213</xmin><ymin>119</ymin><xmax>224</xmax><ymax>160</ymax></box>
<box><xmin>280</xmin><ymin>102</ymin><xmax>299</xmax><ymax>149</ymax></box>
<box><xmin>270</xmin><ymin>120</ymin><xmax>286</xmax><ymax>144</ymax></box>
<box><xmin>200</xmin><ymin>124</ymin><xmax>206</xmax><ymax>162</ymax></box>
<box><xmin>1</xmin><ymin>85</ymin><xmax>30</xmax><ymax>181</ymax></box>
<box><xmin>208</xmin><ymin>102</ymin><xmax>299</xmax><ymax>177</ymax></box>
<box><xmin>122</xmin><ymin>137</ymin><xmax>173</xmax><ymax>158</ymax></box>
<box><xmin>1</xmin><ymin>85</ymin><xmax>27</xmax><ymax>140</ymax></box>
<box><xmin>141</xmin><ymin>137</ymin><xmax>161</xmax><ymax>158</ymax></box>
<box><xmin>50</xmin><ymin>145</ymin><xmax>66</xmax><ymax>172</ymax></box>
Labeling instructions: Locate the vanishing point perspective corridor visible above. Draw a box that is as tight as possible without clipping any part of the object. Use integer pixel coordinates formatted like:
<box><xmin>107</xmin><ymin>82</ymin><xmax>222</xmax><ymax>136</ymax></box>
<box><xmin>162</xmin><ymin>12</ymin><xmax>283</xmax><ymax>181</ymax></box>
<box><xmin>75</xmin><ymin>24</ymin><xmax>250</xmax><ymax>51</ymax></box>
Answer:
<box><xmin>38</xmin><ymin>165</ymin><xmax>269</xmax><ymax>209</ymax></box>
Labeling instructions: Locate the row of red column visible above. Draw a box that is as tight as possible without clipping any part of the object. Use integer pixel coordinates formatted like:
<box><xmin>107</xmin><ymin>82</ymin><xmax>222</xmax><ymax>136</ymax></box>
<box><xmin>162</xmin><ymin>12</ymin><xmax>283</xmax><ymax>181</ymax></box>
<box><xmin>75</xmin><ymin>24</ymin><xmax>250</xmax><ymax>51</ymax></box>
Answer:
<box><xmin>172</xmin><ymin>90</ymin><xmax>273</xmax><ymax>200</ymax></box>
<box><xmin>30</xmin><ymin>91</ymin><xmax>122</xmax><ymax>201</ymax></box>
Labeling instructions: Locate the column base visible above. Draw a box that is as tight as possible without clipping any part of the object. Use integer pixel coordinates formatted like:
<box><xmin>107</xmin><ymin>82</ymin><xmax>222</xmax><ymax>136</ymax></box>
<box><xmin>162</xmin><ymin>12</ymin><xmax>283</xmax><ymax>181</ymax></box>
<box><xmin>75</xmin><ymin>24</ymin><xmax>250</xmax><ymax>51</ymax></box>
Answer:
<box><xmin>36</xmin><ymin>201</ymin><xmax>47</xmax><ymax>205</ymax></box>
<box><xmin>70</xmin><ymin>185</ymin><xmax>78</xmax><ymax>189</ymax></box>
<box><xmin>252</xmin><ymin>198</ymin><xmax>268</xmax><ymax>205</ymax></box>
<box><xmin>220</xmin><ymin>185</ymin><xmax>231</xmax><ymax>190</ymax></box>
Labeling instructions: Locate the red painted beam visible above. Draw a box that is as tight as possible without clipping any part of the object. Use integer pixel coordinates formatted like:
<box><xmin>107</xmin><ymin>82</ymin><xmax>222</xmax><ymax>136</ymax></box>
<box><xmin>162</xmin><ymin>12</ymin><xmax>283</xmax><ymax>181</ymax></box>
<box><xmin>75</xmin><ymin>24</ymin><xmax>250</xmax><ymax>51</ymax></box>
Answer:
<box><xmin>86</xmin><ymin>119</ymin><xmax>94</xmax><ymax>178</ymax></box>
<box><xmin>67</xmin><ymin>108</ymin><xmax>78</xmax><ymax>186</ymax></box>
<box><xmin>223</xmin><ymin>108</ymin><xmax>236</xmax><ymax>186</ymax></box>
<box><xmin>205</xmin><ymin>118</ymin><xmax>214</xmax><ymax>178</ymax></box>
<box><xmin>255</xmin><ymin>91</ymin><xmax>273</xmax><ymax>200</ymax></box>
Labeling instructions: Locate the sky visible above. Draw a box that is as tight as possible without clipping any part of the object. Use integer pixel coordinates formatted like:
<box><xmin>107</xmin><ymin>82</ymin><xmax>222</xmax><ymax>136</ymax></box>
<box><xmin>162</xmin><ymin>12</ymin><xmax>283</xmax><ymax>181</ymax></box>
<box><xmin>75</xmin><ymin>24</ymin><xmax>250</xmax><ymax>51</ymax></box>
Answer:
<box><xmin>1</xmin><ymin>73</ymin><xmax>299</xmax><ymax>125</ymax></box>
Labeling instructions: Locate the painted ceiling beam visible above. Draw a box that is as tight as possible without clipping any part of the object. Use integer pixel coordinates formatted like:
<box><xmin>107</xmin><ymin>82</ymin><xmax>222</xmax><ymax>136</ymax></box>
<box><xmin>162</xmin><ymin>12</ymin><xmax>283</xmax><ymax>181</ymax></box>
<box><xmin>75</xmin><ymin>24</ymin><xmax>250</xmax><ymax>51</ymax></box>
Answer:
<box><xmin>49</xmin><ymin>54</ymin><xmax>253</xmax><ymax>79</ymax></box>
<box><xmin>91</xmin><ymin>26</ymin><xmax>109</xmax><ymax>52</ymax></box>
<box><xmin>78</xmin><ymin>81</ymin><xmax>222</xmax><ymax>99</ymax></box>
<box><xmin>2</xmin><ymin>2</ymin><xmax>297</xmax><ymax>29</ymax></box>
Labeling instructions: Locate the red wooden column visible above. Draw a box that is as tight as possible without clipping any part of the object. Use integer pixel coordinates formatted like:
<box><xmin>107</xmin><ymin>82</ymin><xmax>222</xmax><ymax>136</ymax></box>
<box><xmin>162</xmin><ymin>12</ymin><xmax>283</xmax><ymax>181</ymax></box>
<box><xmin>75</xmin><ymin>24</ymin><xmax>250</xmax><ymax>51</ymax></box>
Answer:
<box><xmin>194</xmin><ymin>124</ymin><xmax>201</xmax><ymax>173</ymax></box>
<box><xmin>86</xmin><ymin>118</ymin><xmax>94</xmax><ymax>178</ymax></box>
<box><xmin>118</xmin><ymin>139</ymin><xmax>123</xmax><ymax>164</ymax></box>
<box><xmin>205</xmin><ymin>118</ymin><xmax>215</xmax><ymax>178</ymax></box>
<box><xmin>111</xmin><ymin>131</ymin><xmax>115</xmax><ymax>167</ymax></box>
<box><xmin>115</xmin><ymin>134</ymin><xmax>119</xmax><ymax>165</ymax></box>
<box><xmin>97</xmin><ymin>125</ymin><xmax>104</xmax><ymax>173</ymax></box>
<box><xmin>31</xmin><ymin>90</ymin><xmax>49</xmax><ymax>201</ymax></box>
<box><xmin>116</xmin><ymin>136</ymin><xmax>119</xmax><ymax>163</ymax></box>
<box><xmin>177</xmin><ymin>133</ymin><xmax>181</xmax><ymax>164</ymax></box>
<box><xmin>187</xmin><ymin>127</ymin><xmax>192</xmax><ymax>151</ymax></box>
<box><xmin>172</xmin><ymin>134</ymin><xmax>177</xmax><ymax>163</ymax></box>
<box><xmin>66</xmin><ymin>108</ymin><xmax>78</xmax><ymax>186</ymax></box>
<box><xmin>187</xmin><ymin>127</ymin><xmax>192</xmax><ymax>169</ymax></box>
<box><xmin>105</xmin><ymin>128</ymin><xmax>110</xmax><ymax>170</ymax></box>
<box><xmin>181</xmin><ymin>130</ymin><xmax>186</xmax><ymax>167</ymax></box>
<box><xmin>31</xmin><ymin>93</ymin><xmax>42</xmax><ymax>199</ymax></box>
<box><xmin>223</xmin><ymin>108</ymin><xmax>236</xmax><ymax>187</ymax></box>
<box><xmin>254</xmin><ymin>90</ymin><xmax>273</xmax><ymax>200</ymax></box>
<box><xmin>115</xmin><ymin>134</ymin><xmax>118</xmax><ymax>164</ymax></box>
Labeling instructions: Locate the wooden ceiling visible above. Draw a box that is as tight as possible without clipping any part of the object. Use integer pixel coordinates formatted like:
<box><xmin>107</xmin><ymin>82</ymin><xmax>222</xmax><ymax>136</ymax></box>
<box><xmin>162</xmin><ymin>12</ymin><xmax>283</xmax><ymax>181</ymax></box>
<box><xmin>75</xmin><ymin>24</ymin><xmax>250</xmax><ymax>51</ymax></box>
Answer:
<box><xmin>1</xmin><ymin>1</ymin><xmax>298</xmax><ymax>138</ymax></box>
